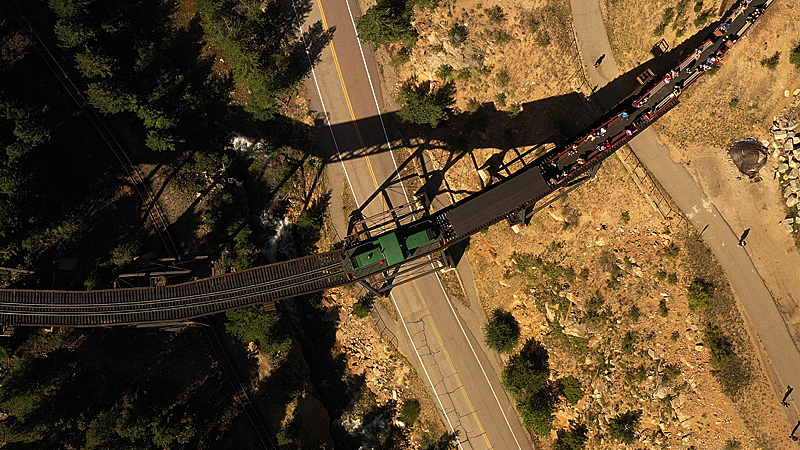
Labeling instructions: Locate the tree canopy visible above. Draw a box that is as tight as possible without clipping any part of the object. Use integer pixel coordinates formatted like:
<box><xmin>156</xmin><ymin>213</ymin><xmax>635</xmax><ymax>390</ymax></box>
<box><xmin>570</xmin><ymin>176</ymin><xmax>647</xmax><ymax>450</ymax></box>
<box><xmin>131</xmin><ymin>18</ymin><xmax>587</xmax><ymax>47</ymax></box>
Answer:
<box><xmin>396</xmin><ymin>79</ymin><xmax>455</xmax><ymax>128</ymax></box>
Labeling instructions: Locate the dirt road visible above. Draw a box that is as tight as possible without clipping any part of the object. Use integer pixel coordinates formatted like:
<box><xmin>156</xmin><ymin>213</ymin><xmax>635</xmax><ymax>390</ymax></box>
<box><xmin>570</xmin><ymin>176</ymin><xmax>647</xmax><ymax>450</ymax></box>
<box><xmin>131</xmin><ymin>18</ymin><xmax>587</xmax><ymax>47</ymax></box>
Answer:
<box><xmin>570</xmin><ymin>0</ymin><xmax>798</xmax><ymax>427</ymax></box>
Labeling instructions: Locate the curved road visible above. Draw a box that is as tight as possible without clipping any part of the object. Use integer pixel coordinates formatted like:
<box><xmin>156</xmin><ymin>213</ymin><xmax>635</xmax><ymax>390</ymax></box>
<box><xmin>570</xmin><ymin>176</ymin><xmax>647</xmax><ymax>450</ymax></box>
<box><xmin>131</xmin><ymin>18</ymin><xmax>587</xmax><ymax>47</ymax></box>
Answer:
<box><xmin>296</xmin><ymin>0</ymin><xmax>533</xmax><ymax>448</ymax></box>
<box><xmin>571</xmin><ymin>0</ymin><xmax>799</xmax><ymax>423</ymax></box>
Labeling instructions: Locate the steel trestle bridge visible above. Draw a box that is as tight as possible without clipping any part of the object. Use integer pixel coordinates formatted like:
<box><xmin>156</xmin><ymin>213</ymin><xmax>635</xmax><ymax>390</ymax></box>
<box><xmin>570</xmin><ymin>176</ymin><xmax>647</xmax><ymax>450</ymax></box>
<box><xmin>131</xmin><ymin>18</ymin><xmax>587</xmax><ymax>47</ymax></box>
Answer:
<box><xmin>0</xmin><ymin>0</ymin><xmax>774</xmax><ymax>328</ymax></box>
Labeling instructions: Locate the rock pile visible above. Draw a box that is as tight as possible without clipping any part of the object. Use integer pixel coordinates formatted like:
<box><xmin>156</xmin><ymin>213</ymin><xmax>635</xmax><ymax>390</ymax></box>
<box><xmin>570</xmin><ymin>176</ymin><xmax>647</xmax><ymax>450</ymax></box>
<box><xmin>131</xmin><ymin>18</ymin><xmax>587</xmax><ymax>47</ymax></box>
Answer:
<box><xmin>770</xmin><ymin>116</ymin><xmax>800</xmax><ymax>233</ymax></box>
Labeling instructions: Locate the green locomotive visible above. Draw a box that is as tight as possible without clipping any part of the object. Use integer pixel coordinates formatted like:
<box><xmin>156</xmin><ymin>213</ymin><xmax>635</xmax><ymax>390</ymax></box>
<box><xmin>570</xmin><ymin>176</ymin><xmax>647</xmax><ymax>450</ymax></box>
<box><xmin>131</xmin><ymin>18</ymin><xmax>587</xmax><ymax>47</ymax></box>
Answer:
<box><xmin>345</xmin><ymin>220</ymin><xmax>442</xmax><ymax>278</ymax></box>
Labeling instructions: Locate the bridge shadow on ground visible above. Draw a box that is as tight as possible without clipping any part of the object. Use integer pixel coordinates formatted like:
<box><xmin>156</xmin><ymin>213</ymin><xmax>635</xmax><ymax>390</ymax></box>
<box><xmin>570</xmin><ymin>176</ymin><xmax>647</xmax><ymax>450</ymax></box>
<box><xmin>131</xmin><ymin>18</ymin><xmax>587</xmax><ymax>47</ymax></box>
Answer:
<box><xmin>308</xmin><ymin>18</ymin><xmax>724</xmax><ymax>215</ymax></box>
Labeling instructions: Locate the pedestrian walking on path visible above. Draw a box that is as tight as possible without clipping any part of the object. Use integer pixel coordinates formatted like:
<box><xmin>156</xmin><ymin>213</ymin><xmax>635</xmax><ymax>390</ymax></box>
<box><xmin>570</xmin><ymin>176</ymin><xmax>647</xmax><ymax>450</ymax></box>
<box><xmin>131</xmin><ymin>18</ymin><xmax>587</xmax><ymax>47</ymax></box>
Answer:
<box><xmin>594</xmin><ymin>54</ymin><xmax>605</xmax><ymax>68</ymax></box>
<box><xmin>737</xmin><ymin>228</ymin><xmax>750</xmax><ymax>247</ymax></box>
<box><xmin>782</xmin><ymin>385</ymin><xmax>793</xmax><ymax>406</ymax></box>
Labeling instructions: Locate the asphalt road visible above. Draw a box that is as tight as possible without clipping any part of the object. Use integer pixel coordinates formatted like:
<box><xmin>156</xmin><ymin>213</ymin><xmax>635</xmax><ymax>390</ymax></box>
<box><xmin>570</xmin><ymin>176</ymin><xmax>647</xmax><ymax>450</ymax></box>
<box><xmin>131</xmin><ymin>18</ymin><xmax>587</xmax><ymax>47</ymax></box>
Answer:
<box><xmin>296</xmin><ymin>0</ymin><xmax>533</xmax><ymax>448</ymax></box>
<box><xmin>570</xmin><ymin>0</ymin><xmax>799</xmax><ymax>423</ymax></box>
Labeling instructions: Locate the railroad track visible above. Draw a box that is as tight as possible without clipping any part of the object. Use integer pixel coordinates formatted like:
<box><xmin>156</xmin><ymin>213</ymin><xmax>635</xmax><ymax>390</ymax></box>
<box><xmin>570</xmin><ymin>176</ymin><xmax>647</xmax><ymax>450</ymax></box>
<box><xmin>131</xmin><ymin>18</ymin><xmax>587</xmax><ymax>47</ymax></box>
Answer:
<box><xmin>0</xmin><ymin>251</ymin><xmax>348</xmax><ymax>327</ymax></box>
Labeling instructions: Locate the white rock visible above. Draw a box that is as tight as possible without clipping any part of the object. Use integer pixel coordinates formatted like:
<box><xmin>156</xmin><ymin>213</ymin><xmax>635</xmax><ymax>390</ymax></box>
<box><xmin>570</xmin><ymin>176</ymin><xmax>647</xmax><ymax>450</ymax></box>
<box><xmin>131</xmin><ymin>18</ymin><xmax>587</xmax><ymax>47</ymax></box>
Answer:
<box><xmin>778</xmin><ymin>163</ymin><xmax>790</xmax><ymax>173</ymax></box>
<box><xmin>795</xmin><ymin>88</ymin><xmax>800</xmax><ymax>97</ymax></box>
<box><xmin>790</xmin><ymin>168</ymin><xmax>800</xmax><ymax>179</ymax></box>
<box><xmin>794</xmin><ymin>137</ymin><xmax>800</xmax><ymax>145</ymax></box>
<box><xmin>790</xmin><ymin>159</ymin><xmax>799</xmax><ymax>169</ymax></box>
<box><xmin>694</xmin><ymin>343</ymin><xmax>705</xmax><ymax>351</ymax></box>
<box><xmin>790</xmin><ymin>179</ymin><xmax>800</xmax><ymax>191</ymax></box>
<box><xmin>786</xmin><ymin>140</ymin><xmax>795</xmax><ymax>152</ymax></box>
<box><xmin>785</xmin><ymin>186</ymin><xmax>794</xmax><ymax>198</ymax></box>
<box><xmin>787</xmin><ymin>194</ymin><xmax>799</xmax><ymax>208</ymax></box>
<box><xmin>786</xmin><ymin>90</ymin><xmax>792</xmax><ymax>98</ymax></box>
<box><xmin>786</xmin><ymin>217</ymin><xmax>795</xmax><ymax>224</ymax></box>
<box><xmin>760</xmin><ymin>139</ymin><xmax>771</xmax><ymax>147</ymax></box>
<box><xmin>785</xmin><ymin>223</ymin><xmax>795</xmax><ymax>233</ymax></box>
<box><xmin>775</xmin><ymin>130</ymin><xmax>788</xmax><ymax>140</ymax></box>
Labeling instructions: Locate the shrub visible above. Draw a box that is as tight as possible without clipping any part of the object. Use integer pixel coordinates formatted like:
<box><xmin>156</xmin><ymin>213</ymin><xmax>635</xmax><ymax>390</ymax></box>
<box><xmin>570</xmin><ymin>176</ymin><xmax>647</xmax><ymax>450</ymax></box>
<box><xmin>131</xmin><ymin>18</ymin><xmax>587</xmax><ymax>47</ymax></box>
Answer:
<box><xmin>485</xmin><ymin>5</ymin><xmax>505</xmax><ymax>23</ymax></box>
<box><xmin>693</xmin><ymin>2</ymin><xmax>703</xmax><ymax>12</ymax></box>
<box><xmin>448</xmin><ymin>24</ymin><xmax>469</xmax><ymax>47</ymax></box>
<box><xmin>517</xmin><ymin>389</ymin><xmax>555</xmax><ymax>435</ymax></box>
<box><xmin>620</xmin><ymin>210</ymin><xmax>630</xmax><ymax>223</ymax></box>
<box><xmin>553</xmin><ymin>423</ymin><xmax>589</xmax><ymax>450</ymax></box>
<box><xmin>435</xmin><ymin>64</ymin><xmax>454</xmax><ymax>80</ymax></box>
<box><xmin>728</xmin><ymin>98</ymin><xmax>739</xmax><ymax>108</ymax></box>
<box><xmin>484</xmin><ymin>309</ymin><xmax>520</xmax><ymax>353</ymax></box>
<box><xmin>390</xmin><ymin>48</ymin><xmax>411</xmax><ymax>67</ymax></box>
<box><xmin>760</xmin><ymin>52</ymin><xmax>780</xmax><ymax>70</ymax></box>
<box><xmin>487</xmin><ymin>28</ymin><xmax>512</xmax><ymax>44</ymax></box>
<box><xmin>703</xmin><ymin>324</ymin><xmax>750</xmax><ymax>397</ymax></box>
<box><xmin>607</xmin><ymin>410</ymin><xmax>641</xmax><ymax>444</ymax></box>
<box><xmin>659</xmin><ymin>298</ymin><xmax>669</xmax><ymax>317</ymax></box>
<box><xmin>352</xmin><ymin>299</ymin><xmax>373</xmax><ymax>318</ymax></box>
<box><xmin>466</xmin><ymin>98</ymin><xmax>480</xmax><ymax>112</ymax></box>
<box><xmin>661</xmin><ymin>242</ymin><xmax>680</xmax><ymax>257</ymax></box>
<box><xmin>627</xmin><ymin>305</ymin><xmax>640</xmax><ymax>322</ymax></box>
<box><xmin>558</xmin><ymin>376</ymin><xmax>584</xmax><ymax>405</ymax></box>
<box><xmin>622</xmin><ymin>331</ymin><xmax>637</xmax><ymax>354</ymax></box>
<box><xmin>724</xmin><ymin>438</ymin><xmax>742</xmax><ymax>450</ymax></box>
<box><xmin>399</xmin><ymin>399</ymin><xmax>421</xmax><ymax>425</ymax></box>
<box><xmin>396</xmin><ymin>79</ymin><xmax>455</xmax><ymax>128</ymax></box>
<box><xmin>495</xmin><ymin>68</ymin><xmax>510</xmax><ymax>88</ymax></box>
<box><xmin>687</xmin><ymin>278</ymin><xmax>713</xmax><ymax>311</ymax></box>
<box><xmin>791</xmin><ymin>43</ymin><xmax>800</xmax><ymax>69</ymax></box>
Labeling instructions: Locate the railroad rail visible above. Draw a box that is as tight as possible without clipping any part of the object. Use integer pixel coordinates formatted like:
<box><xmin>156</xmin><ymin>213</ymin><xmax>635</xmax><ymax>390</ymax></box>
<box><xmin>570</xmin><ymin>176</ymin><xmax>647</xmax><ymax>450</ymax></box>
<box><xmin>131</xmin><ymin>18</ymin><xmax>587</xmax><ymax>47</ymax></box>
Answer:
<box><xmin>0</xmin><ymin>251</ymin><xmax>348</xmax><ymax>327</ymax></box>
<box><xmin>0</xmin><ymin>0</ymin><xmax>774</xmax><ymax>329</ymax></box>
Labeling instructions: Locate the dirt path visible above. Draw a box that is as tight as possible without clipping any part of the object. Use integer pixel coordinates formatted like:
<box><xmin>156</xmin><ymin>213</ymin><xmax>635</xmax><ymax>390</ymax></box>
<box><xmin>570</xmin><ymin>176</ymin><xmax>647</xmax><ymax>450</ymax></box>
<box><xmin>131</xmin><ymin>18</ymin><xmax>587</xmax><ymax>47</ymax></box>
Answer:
<box><xmin>571</xmin><ymin>0</ymin><xmax>798</xmax><ymax>432</ymax></box>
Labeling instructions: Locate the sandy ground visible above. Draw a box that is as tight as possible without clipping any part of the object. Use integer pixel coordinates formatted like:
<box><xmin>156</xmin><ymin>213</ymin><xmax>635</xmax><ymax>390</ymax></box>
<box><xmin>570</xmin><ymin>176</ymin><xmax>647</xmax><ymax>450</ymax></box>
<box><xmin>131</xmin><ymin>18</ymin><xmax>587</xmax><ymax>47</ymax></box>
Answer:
<box><xmin>459</xmin><ymin>156</ymin><xmax>789</xmax><ymax>449</ymax></box>
<box><xmin>605</xmin><ymin>0</ymin><xmax>800</xmax><ymax>396</ymax></box>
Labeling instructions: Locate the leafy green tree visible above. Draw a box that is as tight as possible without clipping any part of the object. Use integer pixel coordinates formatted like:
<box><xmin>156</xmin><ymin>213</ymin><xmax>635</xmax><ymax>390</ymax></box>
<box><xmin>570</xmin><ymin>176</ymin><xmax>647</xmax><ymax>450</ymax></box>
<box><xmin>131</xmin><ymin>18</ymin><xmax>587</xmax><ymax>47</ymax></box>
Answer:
<box><xmin>558</xmin><ymin>376</ymin><xmax>584</xmax><ymax>405</ymax></box>
<box><xmin>356</xmin><ymin>0</ymin><xmax>418</xmax><ymax>47</ymax></box>
<box><xmin>607</xmin><ymin>410</ymin><xmax>641</xmax><ymax>444</ymax></box>
<box><xmin>396</xmin><ymin>79</ymin><xmax>455</xmax><ymax>128</ymax></box>
<box><xmin>197</xmin><ymin>0</ymin><xmax>303</xmax><ymax>121</ymax></box>
<box><xmin>484</xmin><ymin>309</ymin><xmax>520</xmax><ymax>353</ymax></box>
<box><xmin>553</xmin><ymin>422</ymin><xmax>589</xmax><ymax>450</ymax></box>
<box><xmin>225</xmin><ymin>305</ymin><xmax>292</xmax><ymax>354</ymax></box>
<box><xmin>75</xmin><ymin>46</ymin><xmax>115</xmax><ymax>78</ymax></box>
<box><xmin>501</xmin><ymin>339</ymin><xmax>549</xmax><ymax>397</ymax></box>
<box><xmin>517</xmin><ymin>388</ymin><xmax>555</xmax><ymax>436</ymax></box>
<box><xmin>86</xmin><ymin>81</ymin><xmax>137</xmax><ymax>114</ymax></box>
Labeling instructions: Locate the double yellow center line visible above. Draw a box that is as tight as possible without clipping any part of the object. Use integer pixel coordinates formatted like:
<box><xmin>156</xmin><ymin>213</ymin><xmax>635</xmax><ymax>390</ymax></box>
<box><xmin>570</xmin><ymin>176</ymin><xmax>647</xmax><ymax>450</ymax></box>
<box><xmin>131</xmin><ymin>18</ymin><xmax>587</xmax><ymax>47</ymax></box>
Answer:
<box><xmin>314</xmin><ymin>0</ymin><xmax>384</xmax><ymax>211</ymax></box>
<box><xmin>311</xmin><ymin>0</ymin><xmax>494</xmax><ymax>447</ymax></box>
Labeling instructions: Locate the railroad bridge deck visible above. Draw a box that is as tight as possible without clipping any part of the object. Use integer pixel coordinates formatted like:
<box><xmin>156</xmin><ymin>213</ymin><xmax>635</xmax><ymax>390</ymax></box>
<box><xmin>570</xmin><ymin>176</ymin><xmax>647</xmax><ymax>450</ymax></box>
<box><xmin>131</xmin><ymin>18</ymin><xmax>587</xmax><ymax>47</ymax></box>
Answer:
<box><xmin>0</xmin><ymin>251</ymin><xmax>348</xmax><ymax>327</ymax></box>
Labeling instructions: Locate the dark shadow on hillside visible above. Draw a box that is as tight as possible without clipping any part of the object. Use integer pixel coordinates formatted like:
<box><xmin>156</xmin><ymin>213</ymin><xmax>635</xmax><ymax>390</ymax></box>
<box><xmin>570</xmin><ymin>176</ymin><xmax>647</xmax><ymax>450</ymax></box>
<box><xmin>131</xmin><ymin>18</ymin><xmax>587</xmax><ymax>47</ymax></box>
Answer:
<box><xmin>302</xmin><ymin>16</ymin><xmax>727</xmax><ymax>163</ymax></box>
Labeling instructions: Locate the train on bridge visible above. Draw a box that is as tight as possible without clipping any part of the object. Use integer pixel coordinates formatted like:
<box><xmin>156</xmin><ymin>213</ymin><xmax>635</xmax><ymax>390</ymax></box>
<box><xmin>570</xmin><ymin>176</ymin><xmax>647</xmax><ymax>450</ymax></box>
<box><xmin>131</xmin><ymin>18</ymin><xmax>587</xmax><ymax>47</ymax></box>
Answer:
<box><xmin>0</xmin><ymin>0</ymin><xmax>776</xmax><ymax>328</ymax></box>
<box><xmin>344</xmin><ymin>0</ymin><xmax>775</xmax><ymax>279</ymax></box>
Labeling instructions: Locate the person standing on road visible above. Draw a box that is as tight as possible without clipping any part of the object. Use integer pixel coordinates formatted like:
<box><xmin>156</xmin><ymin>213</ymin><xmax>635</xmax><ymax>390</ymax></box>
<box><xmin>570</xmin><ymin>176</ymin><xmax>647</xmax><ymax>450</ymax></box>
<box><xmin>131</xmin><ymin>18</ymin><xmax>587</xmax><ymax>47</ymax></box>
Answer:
<box><xmin>782</xmin><ymin>385</ymin><xmax>793</xmax><ymax>407</ymax></box>
<box><xmin>737</xmin><ymin>228</ymin><xmax>750</xmax><ymax>247</ymax></box>
<box><xmin>594</xmin><ymin>54</ymin><xmax>605</xmax><ymax>68</ymax></box>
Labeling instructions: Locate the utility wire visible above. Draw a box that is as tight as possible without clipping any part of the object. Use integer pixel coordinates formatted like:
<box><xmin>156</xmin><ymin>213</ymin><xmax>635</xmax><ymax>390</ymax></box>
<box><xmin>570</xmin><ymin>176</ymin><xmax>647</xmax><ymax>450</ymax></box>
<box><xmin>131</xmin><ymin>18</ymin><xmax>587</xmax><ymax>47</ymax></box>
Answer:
<box><xmin>5</xmin><ymin>1</ymin><xmax>182</xmax><ymax>260</ymax></box>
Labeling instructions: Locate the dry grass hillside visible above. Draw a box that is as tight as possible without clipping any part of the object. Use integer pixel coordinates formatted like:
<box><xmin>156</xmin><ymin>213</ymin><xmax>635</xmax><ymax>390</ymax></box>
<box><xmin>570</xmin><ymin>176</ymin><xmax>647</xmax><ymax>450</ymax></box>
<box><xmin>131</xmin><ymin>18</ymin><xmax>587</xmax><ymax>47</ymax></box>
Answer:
<box><xmin>365</xmin><ymin>0</ymin><xmax>795</xmax><ymax>447</ymax></box>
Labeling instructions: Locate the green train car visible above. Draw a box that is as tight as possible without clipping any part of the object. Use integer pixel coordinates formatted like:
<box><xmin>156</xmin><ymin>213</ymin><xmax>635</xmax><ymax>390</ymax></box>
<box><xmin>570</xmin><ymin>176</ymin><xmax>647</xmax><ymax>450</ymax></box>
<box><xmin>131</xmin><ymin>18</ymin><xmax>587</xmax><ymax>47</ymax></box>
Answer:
<box><xmin>345</xmin><ymin>220</ymin><xmax>443</xmax><ymax>278</ymax></box>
